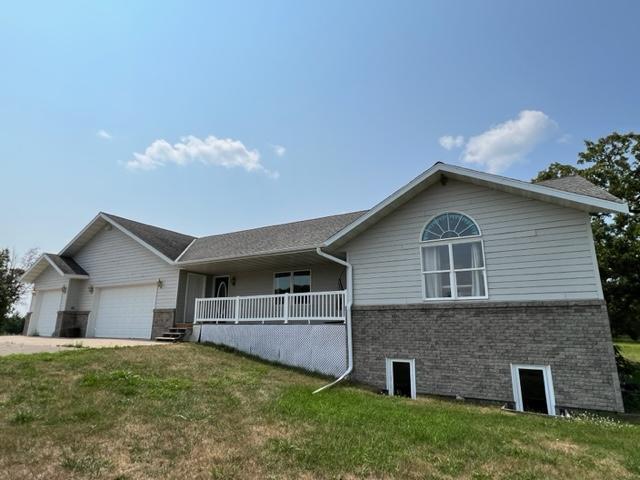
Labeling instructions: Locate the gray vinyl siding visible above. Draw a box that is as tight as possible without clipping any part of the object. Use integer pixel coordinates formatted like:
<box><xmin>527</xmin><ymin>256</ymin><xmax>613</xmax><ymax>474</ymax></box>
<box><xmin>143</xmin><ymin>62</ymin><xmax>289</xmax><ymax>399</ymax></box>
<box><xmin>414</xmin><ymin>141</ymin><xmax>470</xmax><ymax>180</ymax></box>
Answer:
<box><xmin>31</xmin><ymin>266</ymin><xmax>69</xmax><ymax>313</ymax></box>
<box><xmin>344</xmin><ymin>179</ymin><xmax>603</xmax><ymax>305</ymax></box>
<box><xmin>228</xmin><ymin>263</ymin><xmax>345</xmax><ymax>297</ymax></box>
<box><xmin>33</xmin><ymin>266</ymin><xmax>67</xmax><ymax>290</ymax></box>
<box><xmin>65</xmin><ymin>278</ymin><xmax>87</xmax><ymax>311</ymax></box>
<box><xmin>72</xmin><ymin>226</ymin><xmax>180</xmax><ymax>310</ymax></box>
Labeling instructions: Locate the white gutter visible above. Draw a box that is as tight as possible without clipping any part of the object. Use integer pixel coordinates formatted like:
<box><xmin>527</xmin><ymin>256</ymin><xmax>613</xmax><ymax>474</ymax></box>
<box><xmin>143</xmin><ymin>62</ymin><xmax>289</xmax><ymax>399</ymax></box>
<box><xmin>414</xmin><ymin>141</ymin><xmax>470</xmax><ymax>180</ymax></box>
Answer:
<box><xmin>313</xmin><ymin>247</ymin><xmax>353</xmax><ymax>394</ymax></box>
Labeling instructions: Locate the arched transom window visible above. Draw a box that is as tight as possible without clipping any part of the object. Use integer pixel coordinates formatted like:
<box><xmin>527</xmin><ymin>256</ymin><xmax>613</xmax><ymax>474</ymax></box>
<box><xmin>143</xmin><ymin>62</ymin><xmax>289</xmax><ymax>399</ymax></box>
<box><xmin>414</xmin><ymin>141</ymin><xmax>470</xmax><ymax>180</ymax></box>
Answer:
<box><xmin>420</xmin><ymin>213</ymin><xmax>487</xmax><ymax>300</ymax></box>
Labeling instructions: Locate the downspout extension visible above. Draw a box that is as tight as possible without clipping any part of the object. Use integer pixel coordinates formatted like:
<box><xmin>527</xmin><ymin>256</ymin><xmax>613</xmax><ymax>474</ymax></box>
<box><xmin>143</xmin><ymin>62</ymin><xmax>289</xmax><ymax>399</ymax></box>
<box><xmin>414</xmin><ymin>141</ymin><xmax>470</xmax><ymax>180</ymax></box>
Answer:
<box><xmin>313</xmin><ymin>247</ymin><xmax>353</xmax><ymax>394</ymax></box>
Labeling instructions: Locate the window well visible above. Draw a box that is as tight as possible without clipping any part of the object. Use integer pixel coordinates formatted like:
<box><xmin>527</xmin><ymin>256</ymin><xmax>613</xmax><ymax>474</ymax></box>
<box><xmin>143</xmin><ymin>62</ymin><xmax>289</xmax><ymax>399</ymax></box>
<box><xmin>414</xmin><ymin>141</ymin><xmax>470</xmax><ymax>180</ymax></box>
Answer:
<box><xmin>511</xmin><ymin>365</ymin><xmax>555</xmax><ymax>416</ymax></box>
<box><xmin>386</xmin><ymin>359</ymin><xmax>416</xmax><ymax>399</ymax></box>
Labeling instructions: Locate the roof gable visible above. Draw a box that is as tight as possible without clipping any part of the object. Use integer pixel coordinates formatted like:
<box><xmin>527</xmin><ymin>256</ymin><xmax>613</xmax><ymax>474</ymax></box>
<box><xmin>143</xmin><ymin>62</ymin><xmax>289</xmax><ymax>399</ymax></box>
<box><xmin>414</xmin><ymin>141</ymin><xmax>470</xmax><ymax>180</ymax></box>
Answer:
<box><xmin>324</xmin><ymin>162</ymin><xmax>629</xmax><ymax>248</ymax></box>
<box><xmin>58</xmin><ymin>213</ymin><xmax>195</xmax><ymax>264</ymax></box>
<box><xmin>20</xmin><ymin>253</ymin><xmax>90</xmax><ymax>283</ymax></box>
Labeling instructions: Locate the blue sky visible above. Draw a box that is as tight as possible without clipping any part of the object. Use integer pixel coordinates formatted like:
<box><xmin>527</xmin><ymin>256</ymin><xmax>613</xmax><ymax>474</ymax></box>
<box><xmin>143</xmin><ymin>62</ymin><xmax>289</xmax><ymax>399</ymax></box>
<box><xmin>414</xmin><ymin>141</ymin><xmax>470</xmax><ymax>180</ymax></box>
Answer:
<box><xmin>1</xmin><ymin>0</ymin><xmax>639</xmax><ymax>258</ymax></box>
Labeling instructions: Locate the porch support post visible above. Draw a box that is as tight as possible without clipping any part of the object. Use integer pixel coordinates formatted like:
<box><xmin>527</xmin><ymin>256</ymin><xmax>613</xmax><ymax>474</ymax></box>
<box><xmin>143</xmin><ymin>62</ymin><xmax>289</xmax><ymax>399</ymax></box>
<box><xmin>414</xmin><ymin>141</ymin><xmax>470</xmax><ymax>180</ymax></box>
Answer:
<box><xmin>284</xmin><ymin>293</ymin><xmax>289</xmax><ymax>324</ymax></box>
<box><xmin>234</xmin><ymin>296</ymin><xmax>240</xmax><ymax>324</ymax></box>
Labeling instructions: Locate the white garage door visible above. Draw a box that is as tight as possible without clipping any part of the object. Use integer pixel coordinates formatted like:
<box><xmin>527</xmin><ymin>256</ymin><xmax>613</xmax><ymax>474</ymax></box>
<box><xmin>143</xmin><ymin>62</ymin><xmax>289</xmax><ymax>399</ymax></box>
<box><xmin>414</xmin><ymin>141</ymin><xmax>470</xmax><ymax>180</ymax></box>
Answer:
<box><xmin>94</xmin><ymin>284</ymin><xmax>156</xmax><ymax>339</ymax></box>
<box><xmin>33</xmin><ymin>290</ymin><xmax>61</xmax><ymax>336</ymax></box>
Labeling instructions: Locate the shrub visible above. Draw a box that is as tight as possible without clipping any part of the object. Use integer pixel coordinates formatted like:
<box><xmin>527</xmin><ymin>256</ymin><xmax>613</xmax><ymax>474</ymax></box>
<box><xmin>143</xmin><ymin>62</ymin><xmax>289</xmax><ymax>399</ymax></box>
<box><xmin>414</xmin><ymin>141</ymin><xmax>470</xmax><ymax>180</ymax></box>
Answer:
<box><xmin>0</xmin><ymin>314</ymin><xmax>24</xmax><ymax>335</ymax></box>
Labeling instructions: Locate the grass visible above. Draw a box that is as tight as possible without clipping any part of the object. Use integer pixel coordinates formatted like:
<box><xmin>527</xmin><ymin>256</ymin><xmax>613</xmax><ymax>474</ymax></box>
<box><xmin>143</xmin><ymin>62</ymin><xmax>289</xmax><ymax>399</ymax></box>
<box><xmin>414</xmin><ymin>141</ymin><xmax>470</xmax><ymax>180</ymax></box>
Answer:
<box><xmin>616</xmin><ymin>339</ymin><xmax>640</xmax><ymax>363</ymax></box>
<box><xmin>0</xmin><ymin>344</ymin><xmax>639</xmax><ymax>479</ymax></box>
<box><xmin>616</xmin><ymin>339</ymin><xmax>640</xmax><ymax>414</ymax></box>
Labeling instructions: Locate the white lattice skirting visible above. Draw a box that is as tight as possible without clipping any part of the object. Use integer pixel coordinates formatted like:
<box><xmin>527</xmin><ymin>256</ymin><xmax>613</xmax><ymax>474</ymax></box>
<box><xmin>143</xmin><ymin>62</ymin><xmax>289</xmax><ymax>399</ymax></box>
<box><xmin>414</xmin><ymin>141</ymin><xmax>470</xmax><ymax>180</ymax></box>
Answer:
<box><xmin>198</xmin><ymin>324</ymin><xmax>348</xmax><ymax>377</ymax></box>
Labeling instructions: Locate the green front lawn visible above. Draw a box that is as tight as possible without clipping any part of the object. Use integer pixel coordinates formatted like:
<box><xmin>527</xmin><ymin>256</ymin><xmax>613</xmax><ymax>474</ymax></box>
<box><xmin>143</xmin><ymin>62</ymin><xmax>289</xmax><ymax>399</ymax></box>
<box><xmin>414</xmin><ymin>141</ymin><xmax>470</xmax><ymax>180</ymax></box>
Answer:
<box><xmin>0</xmin><ymin>343</ymin><xmax>639</xmax><ymax>479</ymax></box>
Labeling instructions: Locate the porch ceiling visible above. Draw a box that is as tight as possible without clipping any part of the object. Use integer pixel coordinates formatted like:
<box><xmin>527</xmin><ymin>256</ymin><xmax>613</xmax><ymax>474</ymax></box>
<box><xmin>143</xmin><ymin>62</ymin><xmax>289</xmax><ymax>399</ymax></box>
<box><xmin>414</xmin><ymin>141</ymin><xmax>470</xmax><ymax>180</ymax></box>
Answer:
<box><xmin>179</xmin><ymin>249</ymin><xmax>344</xmax><ymax>275</ymax></box>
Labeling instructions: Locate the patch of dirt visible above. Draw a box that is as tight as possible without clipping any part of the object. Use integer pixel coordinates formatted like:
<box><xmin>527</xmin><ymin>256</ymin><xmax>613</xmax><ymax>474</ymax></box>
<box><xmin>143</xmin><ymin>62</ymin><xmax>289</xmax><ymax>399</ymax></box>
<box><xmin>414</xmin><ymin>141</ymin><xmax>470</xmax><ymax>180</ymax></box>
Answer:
<box><xmin>541</xmin><ymin>439</ymin><xmax>583</xmax><ymax>454</ymax></box>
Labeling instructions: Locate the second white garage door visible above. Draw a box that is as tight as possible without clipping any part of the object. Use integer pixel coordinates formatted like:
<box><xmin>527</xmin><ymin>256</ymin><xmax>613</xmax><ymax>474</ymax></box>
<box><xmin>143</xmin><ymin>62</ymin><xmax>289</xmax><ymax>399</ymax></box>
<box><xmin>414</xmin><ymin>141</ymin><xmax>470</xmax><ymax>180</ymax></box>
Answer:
<box><xmin>94</xmin><ymin>284</ymin><xmax>156</xmax><ymax>339</ymax></box>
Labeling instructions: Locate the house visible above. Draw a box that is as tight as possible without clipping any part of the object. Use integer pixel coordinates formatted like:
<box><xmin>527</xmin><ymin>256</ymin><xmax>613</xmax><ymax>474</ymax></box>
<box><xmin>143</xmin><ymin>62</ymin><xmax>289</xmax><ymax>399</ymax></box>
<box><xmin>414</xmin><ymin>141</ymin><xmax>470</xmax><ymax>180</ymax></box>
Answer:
<box><xmin>20</xmin><ymin>162</ymin><xmax>629</xmax><ymax>414</ymax></box>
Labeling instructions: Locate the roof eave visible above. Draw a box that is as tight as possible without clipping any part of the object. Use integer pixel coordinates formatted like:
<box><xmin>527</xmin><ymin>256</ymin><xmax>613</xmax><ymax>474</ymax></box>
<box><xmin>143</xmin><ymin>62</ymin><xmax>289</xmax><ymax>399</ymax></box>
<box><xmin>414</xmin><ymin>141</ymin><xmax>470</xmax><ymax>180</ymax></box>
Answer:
<box><xmin>176</xmin><ymin>246</ymin><xmax>319</xmax><ymax>266</ymax></box>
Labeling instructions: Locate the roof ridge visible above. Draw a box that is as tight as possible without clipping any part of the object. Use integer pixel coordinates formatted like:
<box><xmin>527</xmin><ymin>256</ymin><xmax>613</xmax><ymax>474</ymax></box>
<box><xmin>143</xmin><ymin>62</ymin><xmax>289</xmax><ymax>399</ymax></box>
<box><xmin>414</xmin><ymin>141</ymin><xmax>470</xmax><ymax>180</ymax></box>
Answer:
<box><xmin>196</xmin><ymin>210</ymin><xmax>368</xmax><ymax>241</ymax></box>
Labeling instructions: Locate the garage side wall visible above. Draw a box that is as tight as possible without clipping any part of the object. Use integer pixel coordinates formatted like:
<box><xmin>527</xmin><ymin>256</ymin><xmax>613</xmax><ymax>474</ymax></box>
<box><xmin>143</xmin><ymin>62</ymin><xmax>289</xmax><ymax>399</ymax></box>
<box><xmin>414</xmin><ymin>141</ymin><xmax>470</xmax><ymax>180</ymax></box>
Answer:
<box><xmin>72</xmin><ymin>226</ymin><xmax>180</xmax><ymax>310</ymax></box>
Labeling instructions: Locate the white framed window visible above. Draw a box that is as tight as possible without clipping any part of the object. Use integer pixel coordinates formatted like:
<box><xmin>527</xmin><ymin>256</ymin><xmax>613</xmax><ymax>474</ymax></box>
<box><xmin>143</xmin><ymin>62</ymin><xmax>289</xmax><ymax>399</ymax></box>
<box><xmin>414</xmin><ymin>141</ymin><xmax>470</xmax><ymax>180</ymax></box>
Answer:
<box><xmin>385</xmin><ymin>358</ymin><xmax>416</xmax><ymax>399</ymax></box>
<box><xmin>419</xmin><ymin>212</ymin><xmax>487</xmax><ymax>300</ymax></box>
<box><xmin>273</xmin><ymin>270</ymin><xmax>311</xmax><ymax>294</ymax></box>
<box><xmin>510</xmin><ymin>364</ymin><xmax>556</xmax><ymax>416</ymax></box>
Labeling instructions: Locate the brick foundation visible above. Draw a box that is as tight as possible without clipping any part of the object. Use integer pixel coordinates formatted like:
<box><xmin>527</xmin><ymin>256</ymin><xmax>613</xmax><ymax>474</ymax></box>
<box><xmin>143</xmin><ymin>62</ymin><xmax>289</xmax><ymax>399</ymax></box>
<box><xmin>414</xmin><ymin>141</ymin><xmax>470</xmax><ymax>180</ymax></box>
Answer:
<box><xmin>152</xmin><ymin>309</ymin><xmax>175</xmax><ymax>339</ymax></box>
<box><xmin>351</xmin><ymin>300</ymin><xmax>624</xmax><ymax>412</ymax></box>
<box><xmin>22</xmin><ymin>313</ymin><xmax>31</xmax><ymax>336</ymax></box>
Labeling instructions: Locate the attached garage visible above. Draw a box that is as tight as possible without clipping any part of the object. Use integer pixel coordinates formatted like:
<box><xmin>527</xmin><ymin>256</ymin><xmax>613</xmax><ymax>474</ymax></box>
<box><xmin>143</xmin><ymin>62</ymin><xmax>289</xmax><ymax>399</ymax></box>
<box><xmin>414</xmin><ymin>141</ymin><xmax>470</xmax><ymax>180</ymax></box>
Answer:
<box><xmin>31</xmin><ymin>289</ymin><xmax>62</xmax><ymax>336</ymax></box>
<box><xmin>93</xmin><ymin>284</ymin><xmax>157</xmax><ymax>339</ymax></box>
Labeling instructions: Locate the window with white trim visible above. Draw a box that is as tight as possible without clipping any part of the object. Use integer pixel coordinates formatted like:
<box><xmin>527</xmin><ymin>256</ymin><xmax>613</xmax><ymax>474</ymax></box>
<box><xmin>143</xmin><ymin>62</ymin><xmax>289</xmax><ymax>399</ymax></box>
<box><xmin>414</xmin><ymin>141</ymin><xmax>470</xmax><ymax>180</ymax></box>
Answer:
<box><xmin>274</xmin><ymin>270</ymin><xmax>311</xmax><ymax>294</ymax></box>
<box><xmin>420</xmin><ymin>212</ymin><xmax>487</xmax><ymax>300</ymax></box>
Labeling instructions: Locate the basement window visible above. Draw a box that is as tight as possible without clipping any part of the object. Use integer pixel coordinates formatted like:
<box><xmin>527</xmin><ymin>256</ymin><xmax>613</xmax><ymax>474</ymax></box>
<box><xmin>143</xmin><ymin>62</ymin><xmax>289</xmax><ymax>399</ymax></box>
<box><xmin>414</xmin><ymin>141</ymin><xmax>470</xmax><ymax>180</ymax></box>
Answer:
<box><xmin>385</xmin><ymin>359</ymin><xmax>416</xmax><ymax>399</ymax></box>
<box><xmin>510</xmin><ymin>365</ymin><xmax>556</xmax><ymax>416</ymax></box>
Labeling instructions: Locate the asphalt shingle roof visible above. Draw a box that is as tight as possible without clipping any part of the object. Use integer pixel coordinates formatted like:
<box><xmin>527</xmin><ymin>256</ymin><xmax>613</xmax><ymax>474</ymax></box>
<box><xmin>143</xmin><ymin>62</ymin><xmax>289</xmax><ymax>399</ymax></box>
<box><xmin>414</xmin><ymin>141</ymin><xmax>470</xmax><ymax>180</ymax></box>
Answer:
<box><xmin>178</xmin><ymin>211</ymin><xmax>367</xmax><ymax>263</ymax></box>
<box><xmin>46</xmin><ymin>254</ymin><xmax>89</xmax><ymax>276</ymax></box>
<box><xmin>101</xmin><ymin>213</ymin><xmax>196</xmax><ymax>261</ymax></box>
<box><xmin>97</xmin><ymin>172</ymin><xmax>621</xmax><ymax>265</ymax></box>
<box><xmin>535</xmin><ymin>175</ymin><xmax>623</xmax><ymax>203</ymax></box>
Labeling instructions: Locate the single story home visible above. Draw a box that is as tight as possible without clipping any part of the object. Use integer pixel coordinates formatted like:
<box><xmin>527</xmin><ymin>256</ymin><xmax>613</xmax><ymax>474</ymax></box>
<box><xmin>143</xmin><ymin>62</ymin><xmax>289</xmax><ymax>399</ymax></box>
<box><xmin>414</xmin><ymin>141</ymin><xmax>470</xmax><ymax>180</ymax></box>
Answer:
<box><xmin>21</xmin><ymin>162</ymin><xmax>629</xmax><ymax>414</ymax></box>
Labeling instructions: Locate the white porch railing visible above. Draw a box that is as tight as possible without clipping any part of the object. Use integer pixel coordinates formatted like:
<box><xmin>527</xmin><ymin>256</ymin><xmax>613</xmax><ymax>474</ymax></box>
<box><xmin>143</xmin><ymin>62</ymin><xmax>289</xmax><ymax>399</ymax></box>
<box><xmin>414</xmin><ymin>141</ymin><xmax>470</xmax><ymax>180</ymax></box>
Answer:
<box><xmin>194</xmin><ymin>290</ymin><xmax>347</xmax><ymax>324</ymax></box>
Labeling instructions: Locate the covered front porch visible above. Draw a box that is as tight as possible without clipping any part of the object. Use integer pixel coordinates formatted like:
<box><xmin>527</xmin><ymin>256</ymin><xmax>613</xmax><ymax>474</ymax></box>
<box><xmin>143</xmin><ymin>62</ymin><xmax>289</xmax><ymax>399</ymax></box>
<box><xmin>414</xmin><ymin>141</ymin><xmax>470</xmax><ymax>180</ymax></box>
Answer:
<box><xmin>173</xmin><ymin>249</ymin><xmax>350</xmax><ymax>376</ymax></box>
<box><xmin>174</xmin><ymin>249</ymin><xmax>349</xmax><ymax>325</ymax></box>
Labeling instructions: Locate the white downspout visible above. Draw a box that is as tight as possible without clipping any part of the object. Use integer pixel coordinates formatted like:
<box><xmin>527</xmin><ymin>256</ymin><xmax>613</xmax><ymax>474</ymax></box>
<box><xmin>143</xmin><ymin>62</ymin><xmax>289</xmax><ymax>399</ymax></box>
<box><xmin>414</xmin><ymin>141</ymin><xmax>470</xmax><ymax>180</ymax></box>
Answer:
<box><xmin>313</xmin><ymin>246</ymin><xmax>353</xmax><ymax>394</ymax></box>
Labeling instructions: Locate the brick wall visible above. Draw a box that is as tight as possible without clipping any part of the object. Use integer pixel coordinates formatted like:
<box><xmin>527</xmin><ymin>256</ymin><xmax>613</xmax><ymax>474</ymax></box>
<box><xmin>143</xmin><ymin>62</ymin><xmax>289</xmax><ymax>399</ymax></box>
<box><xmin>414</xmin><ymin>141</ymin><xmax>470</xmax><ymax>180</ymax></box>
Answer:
<box><xmin>351</xmin><ymin>300</ymin><xmax>624</xmax><ymax>412</ymax></box>
<box><xmin>53</xmin><ymin>311</ymin><xmax>90</xmax><ymax>337</ymax></box>
<box><xmin>152</xmin><ymin>309</ymin><xmax>175</xmax><ymax>339</ymax></box>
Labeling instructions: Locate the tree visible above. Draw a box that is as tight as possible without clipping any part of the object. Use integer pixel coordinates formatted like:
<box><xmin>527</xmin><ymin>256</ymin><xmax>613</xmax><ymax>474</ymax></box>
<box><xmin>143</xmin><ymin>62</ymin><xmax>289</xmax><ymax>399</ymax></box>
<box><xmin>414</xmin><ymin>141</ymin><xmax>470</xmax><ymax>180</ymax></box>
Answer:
<box><xmin>535</xmin><ymin>132</ymin><xmax>640</xmax><ymax>339</ymax></box>
<box><xmin>0</xmin><ymin>249</ymin><xmax>25</xmax><ymax>328</ymax></box>
<box><xmin>0</xmin><ymin>247</ymin><xmax>41</xmax><ymax>334</ymax></box>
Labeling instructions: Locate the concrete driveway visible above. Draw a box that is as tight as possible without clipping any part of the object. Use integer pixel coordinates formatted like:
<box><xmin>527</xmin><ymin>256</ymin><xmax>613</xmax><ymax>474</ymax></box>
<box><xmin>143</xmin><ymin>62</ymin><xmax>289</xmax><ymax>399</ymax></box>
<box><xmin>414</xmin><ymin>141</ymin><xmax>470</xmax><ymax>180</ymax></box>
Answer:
<box><xmin>0</xmin><ymin>335</ymin><xmax>166</xmax><ymax>356</ymax></box>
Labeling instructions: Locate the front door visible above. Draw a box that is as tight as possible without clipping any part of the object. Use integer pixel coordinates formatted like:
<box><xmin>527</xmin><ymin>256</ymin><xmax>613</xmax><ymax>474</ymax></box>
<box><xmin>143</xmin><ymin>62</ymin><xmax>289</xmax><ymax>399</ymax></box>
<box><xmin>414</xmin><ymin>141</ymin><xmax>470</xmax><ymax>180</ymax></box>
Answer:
<box><xmin>214</xmin><ymin>276</ymin><xmax>229</xmax><ymax>298</ymax></box>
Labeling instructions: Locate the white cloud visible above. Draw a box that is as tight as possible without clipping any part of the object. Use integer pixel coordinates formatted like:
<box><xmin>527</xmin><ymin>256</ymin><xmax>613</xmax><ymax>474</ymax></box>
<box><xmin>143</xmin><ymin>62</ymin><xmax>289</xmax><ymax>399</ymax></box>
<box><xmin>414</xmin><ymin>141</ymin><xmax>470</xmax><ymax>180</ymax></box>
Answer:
<box><xmin>557</xmin><ymin>133</ymin><xmax>572</xmax><ymax>144</ymax></box>
<box><xmin>127</xmin><ymin>135</ymin><xmax>279</xmax><ymax>179</ymax></box>
<box><xmin>461</xmin><ymin>110</ymin><xmax>558</xmax><ymax>173</ymax></box>
<box><xmin>97</xmin><ymin>129</ymin><xmax>112</xmax><ymax>140</ymax></box>
<box><xmin>438</xmin><ymin>135</ymin><xmax>464</xmax><ymax>150</ymax></box>
<box><xmin>270</xmin><ymin>144</ymin><xmax>287</xmax><ymax>157</ymax></box>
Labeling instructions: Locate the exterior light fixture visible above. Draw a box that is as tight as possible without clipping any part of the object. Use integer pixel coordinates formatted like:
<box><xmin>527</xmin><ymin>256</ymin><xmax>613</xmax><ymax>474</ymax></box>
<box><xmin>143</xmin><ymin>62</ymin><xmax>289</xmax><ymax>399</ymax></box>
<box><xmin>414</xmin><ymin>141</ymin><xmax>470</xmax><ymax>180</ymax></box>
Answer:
<box><xmin>157</xmin><ymin>279</ymin><xmax>163</xmax><ymax>288</ymax></box>
<box><xmin>88</xmin><ymin>285</ymin><xmax>94</xmax><ymax>294</ymax></box>
<box><xmin>61</xmin><ymin>286</ymin><xmax>67</xmax><ymax>294</ymax></box>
